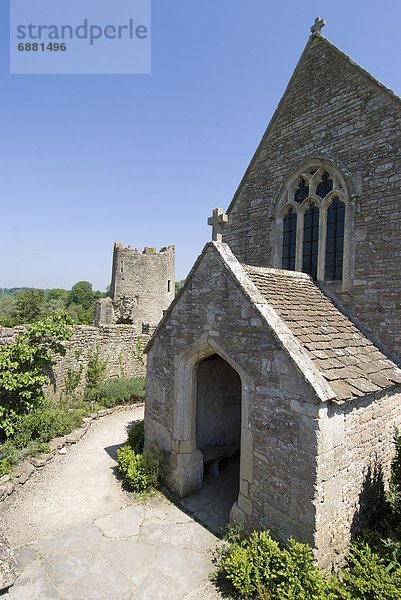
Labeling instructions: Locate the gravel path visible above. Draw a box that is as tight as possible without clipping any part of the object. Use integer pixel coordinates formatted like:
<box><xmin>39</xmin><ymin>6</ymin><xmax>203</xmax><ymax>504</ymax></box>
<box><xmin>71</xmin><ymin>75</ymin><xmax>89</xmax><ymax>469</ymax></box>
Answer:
<box><xmin>0</xmin><ymin>407</ymin><xmax>222</xmax><ymax>599</ymax></box>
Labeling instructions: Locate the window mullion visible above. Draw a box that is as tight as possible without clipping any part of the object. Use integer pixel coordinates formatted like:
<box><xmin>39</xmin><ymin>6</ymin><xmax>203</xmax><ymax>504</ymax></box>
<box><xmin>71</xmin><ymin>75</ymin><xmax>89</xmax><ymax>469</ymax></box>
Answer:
<box><xmin>317</xmin><ymin>205</ymin><xmax>326</xmax><ymax>281</ymax></box>
<box><xmin>295</xmin><ymin>210</ymin><xmax>303</xmax><ymax>272</ymax></box>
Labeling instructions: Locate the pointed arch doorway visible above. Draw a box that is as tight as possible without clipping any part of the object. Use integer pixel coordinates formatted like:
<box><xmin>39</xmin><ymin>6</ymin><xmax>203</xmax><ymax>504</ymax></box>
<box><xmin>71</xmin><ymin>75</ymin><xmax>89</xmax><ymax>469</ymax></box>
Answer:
<box><xmin>176</xmin><ymin>347</ymin><xmax>243</xmax><ymax>533</ymax></box>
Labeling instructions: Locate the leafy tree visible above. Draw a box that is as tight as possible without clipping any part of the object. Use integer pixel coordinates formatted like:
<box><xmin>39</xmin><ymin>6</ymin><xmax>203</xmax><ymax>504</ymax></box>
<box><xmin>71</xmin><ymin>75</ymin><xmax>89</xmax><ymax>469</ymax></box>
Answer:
<box><xmin>45</xmin><ymin>289</ymin><xmax>69</xmax><ymax>303</ymax></box>
<box><xmin>0</xmin><ymin>295</ymin><xmax>17</xmax><ymax>325</ymax></box>
<box><xmin>66</xmin><ymin>303</ymin><xmax>94</xmax><ymax>325</ymax></box>
<box><xmin>68</xmin><ymin>281</ymin><xmax>94</xmax><ymax>310</ymax></box>
<box><xmin>175</xmin><ymin>279</ymin><xmax>185</xmax><ymax>295</ymax></box>
<box><xmin>0</xmin><ymin>312</ymin><xmax>74</xmax><ymax>440</ymax></box>
<box><xmin>14</xmin><ymin>289</ymin><xmax>45</xmax><ymax>323</ymax></box>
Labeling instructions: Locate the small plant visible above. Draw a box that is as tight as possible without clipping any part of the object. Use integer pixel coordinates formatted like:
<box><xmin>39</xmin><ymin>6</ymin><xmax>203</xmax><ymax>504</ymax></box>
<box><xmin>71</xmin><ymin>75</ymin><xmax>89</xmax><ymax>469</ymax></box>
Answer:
<box><xmin>117</xmin><ymin>445</ymin><xmax>159</xmax><ymax>492</ymax></box>
<box><xmin>0</xmin><ymin>458</ymin><xmax>10</xmax><ymax>477</ymax></box>
<box><xmin>388</xmin><ymin>429</ymin><xmax>401</xmax><ymax>516</ymax></box>
<box><xmin>134</xmin><ymin>338</ymin><xmax>145</xmax><ymax>365</ymax></box>
<box><xmin>64</xmin><ymin>364</ymin><xmax>83</xmax><ymax>398</ymax></box>
<box><xmin>84</xmin><ymin>345</ymin><xmax>108</xmax><ymax>401</ymax></box>
<box><xmin>118</xmin><ymin>352</ymin><xmax>125</xmax><ymax>378</ymax></box>
<box><xmin>127</xmin><ymin>420</ymin><xmax>145</xmax><ymax>454</ymax></box>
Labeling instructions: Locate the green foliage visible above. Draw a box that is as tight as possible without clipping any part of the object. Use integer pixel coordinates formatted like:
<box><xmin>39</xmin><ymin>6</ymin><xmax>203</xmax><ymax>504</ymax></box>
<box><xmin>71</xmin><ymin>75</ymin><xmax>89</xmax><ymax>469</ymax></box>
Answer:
<box><xmin>14</xmin><ymin>289</ymin><xmax>45</xmax><ymax>324</ymax></box>
<box><xmin>0</xmin><ymin>284</ymin><xmax>105</xmax><ymax>327</ymax></box>
<box><xmin>134</xmin><ymin>339</ymin><xmax>145</xmax><ymax>365</ymax></box>
<box><xmin>95</xmin><ymin>378</ymin><xmax>145</xmax><ymax>408</ymax></box>
<box><xmin>215</xmin><ymin>529</ymin><xmax>326</xmax><ymax>599</ymax></box>
<box><xmin>0</xmin><ymin>458</ymin><xmax>10</xmax><ymax>477</ymax></box>
<box><xmin>127</xmin><ymin>420</ymin><xmax>145</xmax><ymax>454</ymax></box>
<box><xmin>84</xmin><ymin>345</ymin><xmax>108</xmax><ymax>401</ymax></box>
<box><xmin>66</xmin><ymin>303</ymin><xmax>94</xmax><ymax>325</ymax></box>
<box><xmin>117</xmin><ymin>445</ymin><xmax>159</xmax><ymax>492</ymax></box>
<box><xmin>175</xmin><ymin>279</ymin><xmax>185</xmax><ymax>295</ymax></box>
<box><xmin>0</xmin><ymin>312</ymin><xmax>74</xmax><ymax>440</ymax></box>
<box><xmin>64</xmin><ymin>365</ymin><xmax>83</xmax><ymax>398</ymax></box>
<box><xmin>388</xmin><ymin>429</ymin><xmax>401</xmax><ymax>515</ymax></box>
<box><xmin>67</xmin><ymin>281</ymin><xmax>94</xmax><ymax>310</ymax></box>
<box><xmin>0</xmin><ymin>295</ymin><xmax>15</xmax><ymax>327</ymax></box>
<box><xmin>339</xmin><ymin>542</ymin><xmax>401</xmax><ymax>599</ymax></box>
<box><xmin>10</xmin><ymin>401</ymin><xmax>84</xmax><ymax>449</ymax></box>
<box><xmin>215</xmin><ymin>529</ymin><xmax>401</xmax><ymax>600</ymax></box>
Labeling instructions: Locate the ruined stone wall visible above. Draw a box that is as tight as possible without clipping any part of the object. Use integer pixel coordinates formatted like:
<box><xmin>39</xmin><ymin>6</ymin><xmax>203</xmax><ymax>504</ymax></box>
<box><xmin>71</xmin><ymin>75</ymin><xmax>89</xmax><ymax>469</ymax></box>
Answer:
<box><xmin>315</xmin><ymin>390</ymin><xmax>401</xmax><ymax>570</ymax></box>
<box><xmin>145</xmin><ymin>246</ymin><xmax>322</xmax><ymax>549</ymax></box>
<box><xmin>0</xmin><ymin>325</ymin><xmax>150</xmax><ymax>396</ymax></box>
<box><xmin>223</xmin><ymin>35</ymin><xmax>401</xmax><ymax>360</ymax></box>
<box><xmin>105</xmin><ymin>243</ymin><xmax>175</xmax><ymax>329</ymax></box>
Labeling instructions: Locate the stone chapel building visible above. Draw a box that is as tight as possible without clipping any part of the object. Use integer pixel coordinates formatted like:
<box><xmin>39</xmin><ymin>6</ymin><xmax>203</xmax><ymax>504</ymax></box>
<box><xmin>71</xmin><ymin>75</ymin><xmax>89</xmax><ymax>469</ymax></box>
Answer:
<box><xmin>144</xmin><ymin>20</ymin><xmax>401</xmax><ymax>568</ymax></box>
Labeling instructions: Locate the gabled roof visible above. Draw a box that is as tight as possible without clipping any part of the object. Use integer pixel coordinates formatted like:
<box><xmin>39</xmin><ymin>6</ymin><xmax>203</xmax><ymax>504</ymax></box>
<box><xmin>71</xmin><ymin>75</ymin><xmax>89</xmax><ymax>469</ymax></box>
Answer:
<box><xmin>226</xmin><ymin>32</ymin><xmax>401</xmax><ymax>215</ymax></box>
<box><xmin>147</xmin><ymin>242</ymin><xmax>401</xmax><ymax>404</ymax></box>
<box><xmin>245</xmin><ymin>264</ymin><xmax>401</xmax><ymax>401</ymax></box>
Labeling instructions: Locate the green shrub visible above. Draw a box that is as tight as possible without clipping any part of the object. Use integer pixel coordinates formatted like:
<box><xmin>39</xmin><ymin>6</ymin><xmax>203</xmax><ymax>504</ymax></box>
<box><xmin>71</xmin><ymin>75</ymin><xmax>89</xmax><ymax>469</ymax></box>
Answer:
<box><xmin>64</xmin><ymin>365</ymin><xmax>83</xmax><ymax>398</ymax></box>
<box><xmin>117</xmin><ymin>445</ymin><xmax>159</xmax><ymax>492</ymax></box>
<box><xmin>215</xmin><ymin>529</ymin><xmax>326</xmax><ymax>599</ymax></box>
<box><xmin>339</xmin><ymin>542</ymin><xmax>401</xmax><ymax>600</ymax></box>
<box><xmin>0</xmin><ymin>458</ymin><xmax>10</xmax><ymax>477</ymax></box>
<box><xmin>84</xmin><ymin>345</ymin><xmax>107</xmax><ymax>401</ymax></box>
<box><xmin>127</xmin><ymin>420</ymin><xmax>144</xmax><ymax>454</ymax></box>
<box><xmin>0</xmin><ymin>439</ymin><xmax>52</xmax><ymax>467</ymax></box>
<box><xmin>96</xmin><ymin>378</ymin><xmax>146</xmax><ymax>408</ymax></box>
<box><xmin>389</xmin><ymin>430</ymin><xmax>401</xmax><ymax>515</ymax></box>
<box><xmin>0</xmin><ymin>312</ymin><xmax>74</xmax><ymax>440</ymax></box>
<box><xmin>11</xmin><ymin>402</ymin><xmax>84</xmax><ymax>449</ymax></box>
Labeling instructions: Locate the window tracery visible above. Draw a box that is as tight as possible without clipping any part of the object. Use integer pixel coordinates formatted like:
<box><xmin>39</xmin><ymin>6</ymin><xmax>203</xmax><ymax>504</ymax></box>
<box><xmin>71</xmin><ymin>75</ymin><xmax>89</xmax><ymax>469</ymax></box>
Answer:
<box><xmin>277</xmin><ymin>162</ymin><xmax>350</xmax><ymax>283</ymax></box>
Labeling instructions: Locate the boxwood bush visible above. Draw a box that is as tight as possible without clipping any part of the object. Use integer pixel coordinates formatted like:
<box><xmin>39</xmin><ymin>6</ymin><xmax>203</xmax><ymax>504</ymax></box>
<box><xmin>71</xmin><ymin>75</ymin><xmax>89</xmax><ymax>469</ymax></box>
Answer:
<box><xmin>117</xmin><ymin>445</ymin><xmax>158</xmax><ymax>492</ymax></box>
<box><xmin>127</xmin><ymin>420</ymin><xmax>145</xmax><ymax>454</ymax></box>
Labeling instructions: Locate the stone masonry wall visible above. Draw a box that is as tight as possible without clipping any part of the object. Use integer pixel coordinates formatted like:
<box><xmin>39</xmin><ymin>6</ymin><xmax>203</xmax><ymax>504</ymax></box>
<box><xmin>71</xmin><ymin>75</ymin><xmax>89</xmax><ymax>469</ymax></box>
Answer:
<box><xmin>146</xmin><ymin>245</ymin><xmax>322</xmax><ymax>549</ymax></box>
<box><xmin>223</xmin><ymin>35</ymin><xmax>401</xmax><ymax>361</ymax></box>
<box><xmin>314</xmin><ymin>389</ymin><xmax>401</xmax><ymax>569</ymax></box>
<box><xmin>108</xmin><ymin>243</ymin><xmax>175</xmax><ymax>329</ymax></box>
<box><xmin>0</xmin><ymin>325</ymin><xmax>150</xmax><ymax>397</ymax></box>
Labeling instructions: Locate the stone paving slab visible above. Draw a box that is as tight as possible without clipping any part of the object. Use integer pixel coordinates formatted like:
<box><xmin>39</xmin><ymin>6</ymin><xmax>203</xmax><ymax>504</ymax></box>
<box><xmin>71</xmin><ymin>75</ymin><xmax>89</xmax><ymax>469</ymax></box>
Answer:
<box><xmin>0</xmin><ymin>408</ymin><xmax>223</xmax><ymax>599</ymax></box>
<box><xmin>4</xmin><ymin>499</ymin><xmax>221</xmax><ymax>600</ymax></box>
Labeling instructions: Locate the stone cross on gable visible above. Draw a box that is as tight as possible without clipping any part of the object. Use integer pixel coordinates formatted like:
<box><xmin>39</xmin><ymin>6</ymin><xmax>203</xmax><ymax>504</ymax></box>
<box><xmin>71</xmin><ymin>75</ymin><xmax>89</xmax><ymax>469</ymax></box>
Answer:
<box><xmin>310</xmin><ymin>16</ymin><xmax>326</xmax><ymax>35</ymax></box>
<box><xmin>208</xmin><ymin>208</ymin><xmax>229</xmax><ymax>242</ymax></box>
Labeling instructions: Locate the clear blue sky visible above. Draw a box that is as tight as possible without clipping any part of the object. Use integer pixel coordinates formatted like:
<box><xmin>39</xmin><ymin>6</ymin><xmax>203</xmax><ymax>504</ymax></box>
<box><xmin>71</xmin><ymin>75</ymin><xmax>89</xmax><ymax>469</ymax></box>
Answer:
<box><xmin>1</xmin><ymin>0</ymin><xmax>400</xmax><ymax>290</ymax></box>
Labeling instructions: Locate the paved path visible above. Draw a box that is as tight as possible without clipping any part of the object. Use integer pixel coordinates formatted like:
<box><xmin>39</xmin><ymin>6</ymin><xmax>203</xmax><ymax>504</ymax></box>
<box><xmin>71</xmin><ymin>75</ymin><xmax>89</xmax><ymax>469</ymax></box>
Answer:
<box><xmin>0</xmin><ymin>407</ymin><xmax>222</xmax><ymax>599</ymax></box>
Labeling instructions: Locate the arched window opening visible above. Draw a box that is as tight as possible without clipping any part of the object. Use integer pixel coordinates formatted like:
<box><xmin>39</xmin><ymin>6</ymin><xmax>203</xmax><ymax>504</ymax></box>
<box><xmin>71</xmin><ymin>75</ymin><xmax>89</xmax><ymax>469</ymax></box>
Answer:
<box><xmin>302</xmin><ymin>204</ymin><xmax>319</xmax><ymax>280</ymax></box>
<box><xmin>294</xmin><ymin>179</ymin><xmax>309</xmax><ymax>203</ymax></box>
<box><xmin>325</xmin><ymin>197</ymin><xmax>345</xmax><ymax>281</ymax></box>
<box><xmin>277</xmin><ymin>162</ymin><xmax>351</xmax><ymax>285</ymax></box>
<box><xmin>282</xmin><ymin>209</ymin><xmax>297</xmax><ymax>271</ymax></box>
<box><xmin>316</xmin><ymin>171</ymin><xmax>333</xmax><ymax>198</ymax></box>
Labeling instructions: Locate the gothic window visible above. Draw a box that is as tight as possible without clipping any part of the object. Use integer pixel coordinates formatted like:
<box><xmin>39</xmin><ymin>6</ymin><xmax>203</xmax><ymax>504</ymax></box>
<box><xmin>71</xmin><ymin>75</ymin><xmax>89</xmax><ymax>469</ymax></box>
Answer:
<box><xmin>282</xmin><ymin>208</ymin><xmax>297</xmax><ymax>270</ymax></box>
<box><xmin>277</xmin><ymin>162</ymin><xmax>351</xmax><ymax>285</ymax></box>
<box><xmin>325</xmin><ymin>197</ymin><xmax>345</xmax><ymax>281</ymax></box>
<box><xmin>294</xmin><ymin>179</ymin><xmax>309</xmax><ymax>203</ymax></box>
<box><xmin>316</xmin><ymin>171</ymin><xmax>333</xmax><ymax>198</ymax></box>
<box><xmin>302</xmin><ymin>204</ymin><xmax>319</xmax><ymax>280</ymax></box>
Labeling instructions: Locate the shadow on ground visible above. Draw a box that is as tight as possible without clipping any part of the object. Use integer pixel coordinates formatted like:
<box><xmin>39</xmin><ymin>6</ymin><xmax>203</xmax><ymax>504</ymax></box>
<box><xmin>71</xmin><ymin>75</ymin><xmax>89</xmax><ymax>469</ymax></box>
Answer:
<box><xmin>104</xmin><ymin>442</ymin><xmax>126</xmax><ymax>461</ymax></box>
<box><xmin>179</xmin><ymin>458</ymin><xmax>240</xmax><ymax>537</ymax></box>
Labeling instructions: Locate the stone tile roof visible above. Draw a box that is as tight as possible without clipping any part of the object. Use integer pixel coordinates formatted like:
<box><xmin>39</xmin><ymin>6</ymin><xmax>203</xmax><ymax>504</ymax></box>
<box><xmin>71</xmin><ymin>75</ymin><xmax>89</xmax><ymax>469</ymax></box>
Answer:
<box><xmin>244</xmin><ymin>265</ymin><xmax>401</xmax><ymax>402</ymax></box>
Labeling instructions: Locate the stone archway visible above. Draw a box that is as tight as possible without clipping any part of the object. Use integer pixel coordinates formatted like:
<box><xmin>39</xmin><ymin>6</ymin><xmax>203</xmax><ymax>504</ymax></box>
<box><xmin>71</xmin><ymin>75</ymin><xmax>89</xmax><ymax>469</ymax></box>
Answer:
<box><xmin>188</xmin><ymin>353</ymin><xmax>242</xmax><ymax>531</ymax></box>
<box><xmin>196</xmin><ymin>353</ymin><xmax>241</xmax><ymax>471</ymax></box>
<box><xmin>170</xmin><ymin>338</ymin><xmax>253</xmax><ymax>531</ymax></box>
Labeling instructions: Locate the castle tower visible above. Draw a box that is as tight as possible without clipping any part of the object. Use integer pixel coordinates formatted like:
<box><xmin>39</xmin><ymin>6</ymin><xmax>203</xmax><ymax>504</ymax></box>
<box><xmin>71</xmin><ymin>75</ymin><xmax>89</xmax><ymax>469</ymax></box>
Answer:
<box><xmin>95</xmin><ymin>243</ymin><xmax>175</xmax><ymax>332</ymax></box>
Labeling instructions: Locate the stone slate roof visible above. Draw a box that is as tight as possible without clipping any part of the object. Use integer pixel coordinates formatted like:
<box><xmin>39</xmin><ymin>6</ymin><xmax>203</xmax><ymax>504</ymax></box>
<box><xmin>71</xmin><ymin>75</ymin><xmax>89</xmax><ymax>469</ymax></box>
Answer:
<box><xmin>244</xmin><ymin>265</ymin><xmax>401</xmax><ymax>402</ymax></box>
